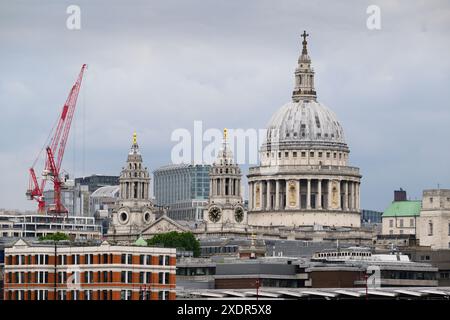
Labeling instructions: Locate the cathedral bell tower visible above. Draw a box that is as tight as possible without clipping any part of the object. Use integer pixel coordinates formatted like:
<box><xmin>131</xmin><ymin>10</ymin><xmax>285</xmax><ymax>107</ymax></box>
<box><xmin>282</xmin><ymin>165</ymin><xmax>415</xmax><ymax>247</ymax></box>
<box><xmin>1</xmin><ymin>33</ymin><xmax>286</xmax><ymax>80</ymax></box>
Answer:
<box><xmin>109</xmin><ymin>133</ymin><xmax>156</xmax><ymax>240</ymax></box>
<box><xmin>204</xmin><ymin>129</ymin><xmax>247</xmax><ymax>230</ymax></box>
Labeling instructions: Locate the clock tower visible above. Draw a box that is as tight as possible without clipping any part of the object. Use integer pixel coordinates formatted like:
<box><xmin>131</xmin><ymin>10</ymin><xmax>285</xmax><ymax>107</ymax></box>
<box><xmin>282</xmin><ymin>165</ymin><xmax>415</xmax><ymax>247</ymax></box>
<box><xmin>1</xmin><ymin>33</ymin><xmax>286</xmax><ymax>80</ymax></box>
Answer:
<box><xmin>204</xmin><ymin>129</ymin><xmax>247</xmax><ymax>232</ymax></box>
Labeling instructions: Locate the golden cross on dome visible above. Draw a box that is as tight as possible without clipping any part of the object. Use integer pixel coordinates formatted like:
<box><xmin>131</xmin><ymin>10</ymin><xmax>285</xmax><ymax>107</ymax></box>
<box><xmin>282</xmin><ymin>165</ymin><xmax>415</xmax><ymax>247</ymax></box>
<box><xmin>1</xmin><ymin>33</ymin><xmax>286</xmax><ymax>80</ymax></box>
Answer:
<box><xmin>223</xmin><ymin>128</ymin><xmax>228</xmax><ymax>140</ymax></box>
<box><xmin>133</xmin><ymin>132</ymin><xmax>137</xmax><ymax>145</ymax></box>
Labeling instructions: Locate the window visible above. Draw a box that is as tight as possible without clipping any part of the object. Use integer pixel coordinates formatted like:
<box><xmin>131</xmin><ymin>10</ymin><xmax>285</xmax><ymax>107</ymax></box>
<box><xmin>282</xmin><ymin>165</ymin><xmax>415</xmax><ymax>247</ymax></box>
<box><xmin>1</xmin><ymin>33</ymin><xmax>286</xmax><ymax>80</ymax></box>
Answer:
<box><xmin>285</xmin><ymin>152</ymin><xmax>289</xmax><ymax>157</ymax></box>
<box><xmin>410</xmin><ymin>219</ymin><xmax>415</xmax><ymax>227</ymax></box>
<box><xmin>121</xmin><ymin>254</ymin><xmax>126</xmax><ymax>264</ymax></box>
<box><xmin>293</xmin><ymin>152</ymin><xmax>297</xmax><ymax>157</ymax></box>
<box><xmin>430</xmin><ymin>197</ymin><xmax>433</xmax><ymax>203</ymax></box>
<box><xmin>103</xmin><ymin>271</ymin><xmax>108</xmax><ymax>282</ymax></box>
<box><xmin>333</xmin><ymin>152</ymin><xmax>337</xmax><ymax>159</ymax></box>
<box><xmin>158</xmin><ymin>272</ymin><xmax>164</xmax><ymax>284</ymax></box>
<box><xmin>301</xmin><ymin>152</ymin><xmax>306</xmax><ymax>157</ymax></box>
<box><xmin>448</xmin><ymin>223</ymin><xmax>450</xmax><ymax>236</ymax></box>
<box><xmin>140</xmin><ymin>272</ymin><xmax>145</xmax><ymax>283</ymax></box>
<box><xmin>85</xmin><ymin>290</ymin><xmax>93</xmax><ymax>300</ymax></box>
<box><xmin>165</xmin><ymin>256</ymin><xmax>170</xmax><ymax>266</ymax></box>
<box><xmin>428</xmin><ymin>221</ymin><xmax>433</xmax><ymax>236</ymax></box>
<box><xmin>159</xmin><ymin>255</ymin><xmax>164</xmax><ymax>265</ymax></box>
<box><xmin>140</xmin><ymin>255</ymin><xmax>145</xmax><ymax>265</ymax></box>
<box><xmin>310</xmin><ymin>152</ymin><xmax>314</xmax><ymax>158</ymax></box>
<box><xmin>146</xmin><ymin>255</ymin><xmax>151</xmax><ymax>265</ymax></box>
<box><xmin>121</xmin><ymin>290</ymin><xmax>132</xmax><ymax>300</ymax></box>
<box><xmin>318</xmin><ymin>152</ymin><xmax>322</xmax><ymax>158</ymax></box>
<box><xmin>278</xmin><ymin>152</ymin><xmax>281</xmax><ymax>158</ymax></box>
<box><xmin>165</xmin><ymin>272</ymin><xmax>170</xmax><ymax>284</ymax></box>
<box><xmin>326</xmin><ymin>152</ymin><xmax>330</xmax><ymax>158</ymax></box>
<box><xmin>389</xmin><ymin>219</ymin><xmax>393</xmax><ymax>228</ymax></box>
<box><xmin>399</xmin><ymin>219</ymin><xmax>404</xmax><ymax>228</ymax></box>
<box><xmin>389</xmin><ymin>230</ymin><xmax>393</xmax><ymax>235</ymax></box>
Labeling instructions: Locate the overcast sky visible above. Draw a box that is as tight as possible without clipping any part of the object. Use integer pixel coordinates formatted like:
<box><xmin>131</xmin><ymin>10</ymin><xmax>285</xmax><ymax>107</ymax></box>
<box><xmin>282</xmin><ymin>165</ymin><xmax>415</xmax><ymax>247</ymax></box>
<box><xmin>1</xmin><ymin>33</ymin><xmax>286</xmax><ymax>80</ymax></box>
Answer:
<box><xmin>1</xmin><ymin>0</ymin><xmax>449</xmax><ymax>212</ymax></box>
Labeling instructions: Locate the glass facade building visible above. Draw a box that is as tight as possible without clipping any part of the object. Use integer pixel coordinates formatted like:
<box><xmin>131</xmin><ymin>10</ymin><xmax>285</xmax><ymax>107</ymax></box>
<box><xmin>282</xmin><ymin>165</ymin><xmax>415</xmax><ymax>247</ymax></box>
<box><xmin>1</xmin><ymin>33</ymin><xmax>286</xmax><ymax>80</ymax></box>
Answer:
<box><xmin>361</xmin><ymin>209</ymin><xmax>383</xmax><ymax>224</ymax></box>
<box><xmin>153</xmin><ymin>164</ymin><xmax>211</xmax><ymax>221</ymax></box>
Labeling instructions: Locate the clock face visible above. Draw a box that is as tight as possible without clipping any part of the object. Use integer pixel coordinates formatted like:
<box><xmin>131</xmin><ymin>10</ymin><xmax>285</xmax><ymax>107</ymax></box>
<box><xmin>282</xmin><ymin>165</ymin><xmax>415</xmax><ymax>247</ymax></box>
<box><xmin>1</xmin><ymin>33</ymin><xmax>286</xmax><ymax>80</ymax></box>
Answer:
<box><xmin>234</xmin><ymin>206</ymin><xmax>244</xmax><ymax>223</ymax></box>
<box><xmin>208</xmin><ymin>206</ymin><xmax>221</xmax><ymax>223</ymax></box>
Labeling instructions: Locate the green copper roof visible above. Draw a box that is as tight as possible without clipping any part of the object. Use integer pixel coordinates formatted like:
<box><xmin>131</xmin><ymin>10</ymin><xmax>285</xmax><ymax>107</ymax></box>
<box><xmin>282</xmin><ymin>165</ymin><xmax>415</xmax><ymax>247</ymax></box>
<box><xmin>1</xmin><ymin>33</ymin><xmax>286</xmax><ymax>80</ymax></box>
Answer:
<box><xmin>134</xmin><ymin>236</ymin><xmax>148</xmax><ymax>247</ymax></box>
<box><xmin>382</xmin><ymin>201</ymin><xmax>422</xmax><ymax>217</ymax></box>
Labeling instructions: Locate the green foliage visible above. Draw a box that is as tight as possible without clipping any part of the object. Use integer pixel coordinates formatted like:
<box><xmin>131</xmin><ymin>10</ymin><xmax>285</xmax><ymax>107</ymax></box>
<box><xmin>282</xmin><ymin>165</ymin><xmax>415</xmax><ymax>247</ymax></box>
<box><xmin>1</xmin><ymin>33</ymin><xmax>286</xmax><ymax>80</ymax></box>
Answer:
<box><xmin>147</xmin><ymin>231</ymin><xmax>200</xmax><ymax>257</ymax></box>
<box><xmin>38</xmin><ymin>232</ymin><xmax>70</xmax><ymax>242</ymax></box>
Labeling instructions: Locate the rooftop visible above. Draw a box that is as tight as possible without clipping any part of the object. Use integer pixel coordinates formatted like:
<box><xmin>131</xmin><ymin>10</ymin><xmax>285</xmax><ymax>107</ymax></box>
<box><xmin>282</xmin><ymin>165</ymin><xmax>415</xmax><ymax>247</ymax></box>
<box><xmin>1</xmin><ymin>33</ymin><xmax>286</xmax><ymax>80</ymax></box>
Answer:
<box><xmin>382</xmin><ymin>200</ymin><xmax>422</xmax><ymax>218</ymax></box>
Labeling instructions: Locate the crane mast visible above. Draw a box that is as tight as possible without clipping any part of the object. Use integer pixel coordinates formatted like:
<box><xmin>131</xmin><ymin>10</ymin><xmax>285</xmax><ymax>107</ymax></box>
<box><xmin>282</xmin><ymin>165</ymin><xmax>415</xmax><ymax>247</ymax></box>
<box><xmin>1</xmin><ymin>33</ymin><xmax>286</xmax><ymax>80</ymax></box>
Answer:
<box><xmin>26</xmin><ymin>64</ymin><xmax>87</xmax><ymax>217</ymax></box>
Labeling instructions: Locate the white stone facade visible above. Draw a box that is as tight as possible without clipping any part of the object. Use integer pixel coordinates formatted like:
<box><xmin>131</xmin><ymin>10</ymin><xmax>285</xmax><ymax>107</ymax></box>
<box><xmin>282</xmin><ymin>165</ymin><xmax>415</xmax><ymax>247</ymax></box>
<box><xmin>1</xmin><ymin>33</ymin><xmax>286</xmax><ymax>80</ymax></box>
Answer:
<box><xmin>417</xmin><ymin>189</ymin><xmax>450</xmax><ymax>249</ymax></box>
<box><xmin>108</xmin><ymin>133</ymin><xmax>156</xmax><ymax>239</ymax></box>
<box><xmin>203</xmin><ymin>130</ymin><xmax>248</xmax><ymax>233</ymax></box>
<box><xmin>247</xmin><ymin>32</ymin><xmax>361</xmax><ymax>228</ymax></box>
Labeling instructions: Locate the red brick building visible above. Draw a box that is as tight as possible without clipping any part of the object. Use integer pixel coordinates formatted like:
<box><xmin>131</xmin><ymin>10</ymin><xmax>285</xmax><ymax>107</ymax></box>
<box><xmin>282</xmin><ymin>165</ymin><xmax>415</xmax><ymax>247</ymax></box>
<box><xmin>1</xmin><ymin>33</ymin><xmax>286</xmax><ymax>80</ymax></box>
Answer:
<box><xmin>3</xmin><ymin>239</ymin><xmax>176</xmax><ymax>300</ymax></box>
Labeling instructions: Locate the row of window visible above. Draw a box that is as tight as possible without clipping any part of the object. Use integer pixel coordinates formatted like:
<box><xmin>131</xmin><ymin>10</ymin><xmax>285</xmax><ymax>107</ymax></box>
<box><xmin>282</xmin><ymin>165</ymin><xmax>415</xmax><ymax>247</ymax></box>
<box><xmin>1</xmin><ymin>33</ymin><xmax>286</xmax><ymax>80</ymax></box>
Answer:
<box><xmin>6</xmin><ymin>253</ymin><xmax>172</xmax><ymax>266</ymax></box>
<box><xmin>7</xmin><ymin>271</ymin><xmax>172</xmax><ymax>285</ymax></box>
<box><xmin>315</xmin><ymin>251</ymin><xmax>371</xmax><ymax>258</ymax></box>
<box><xmin>266</xmin><ymin>151</ymin><xmax>346</xmax><ymax>160</ymax></box>
<box><xmin>4</xmin><ymin>290</ymin><xmax>170</xmax><ymax>300</ymax></box>
<box><xmin>388</xmin><ymin>218</ymin><xmax>415</xmax><ymax>228</ymax></box>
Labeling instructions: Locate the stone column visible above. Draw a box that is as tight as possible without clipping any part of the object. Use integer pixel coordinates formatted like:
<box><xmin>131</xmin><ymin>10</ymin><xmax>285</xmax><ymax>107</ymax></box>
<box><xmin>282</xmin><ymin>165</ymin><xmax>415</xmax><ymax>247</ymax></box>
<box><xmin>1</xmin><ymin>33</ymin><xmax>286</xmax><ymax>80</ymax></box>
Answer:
<box><xmin>259</xmin><ymin>182</ymin><xmax>264</xmax><ymax>211</ymax></box>
<box><xmin>285</xmin><ymin>180</ymin><xmax>289</xmax><ymax>209</ymax></box>
<box><xmin>317</xmin><ymin>179</ymin><xmax>322</xmax><ymax>209</ymax></box>
<box><xmin>222</xmin><ymin>178</ymin><xmax>226</xmax><ymax>196</ymax></box>
<box><xmin>356</xmin><ymin>183</ymin><xmax>360</xmax><ymax>210</ymax></box>
<box><xmin>348</xmin><ymin>181</ymin><xmax>355</xmax><ymax>210</ymax></box>
<box><xmin>248</xmin><ymin>182</ymin><xmax>253</xmax><ymax>210</ymax></box>
<box><xmin>296</xmin><ymin>180</ymin><xmax>300</xmax><ymax>209</ymax></box>
<box><xmin>344</xmin><ymin>181</ymin><xmax>349</xmax><ymax>211</ymax></box>
<box><xmin>306</xmin><ymin>178</ymin><xmax>311</xmax><ymax>210</ymax></box>
<box><xmin>327</xmin><ymin>179</ymin><xmax>332</xmax><ymax>209</ymax></box>
<box><xmin>275</xmin><ymin>180</ymin><xmax>280</xmax><ymax>210</ymax></box>
<box><xmin>237</xmin><ymin>179</ymin><xmax>241</xmax><ymax>197</ymax></box>
<box><xmin>266</xmin><ymin>180</ymin><xmax>271</xmax><ymax>210</ymax></box>
<box><xmin>337</xmin><ymin>179</ymin><xmax>341</xmax><ymax>210</ymax></box>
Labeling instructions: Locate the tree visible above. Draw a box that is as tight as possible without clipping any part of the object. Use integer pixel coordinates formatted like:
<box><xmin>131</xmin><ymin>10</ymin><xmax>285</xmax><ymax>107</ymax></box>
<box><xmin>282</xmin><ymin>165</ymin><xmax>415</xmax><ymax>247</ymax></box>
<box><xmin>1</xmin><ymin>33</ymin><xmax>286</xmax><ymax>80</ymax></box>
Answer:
<box><xmin>38</xmin><ymin>232</ymin><xmax>70</xmax><ymax>241</ymax></box>
<box><xmin>147</xmin><ymin>231</ymin><xmax>200</xmax><ymax>257</ymax></box>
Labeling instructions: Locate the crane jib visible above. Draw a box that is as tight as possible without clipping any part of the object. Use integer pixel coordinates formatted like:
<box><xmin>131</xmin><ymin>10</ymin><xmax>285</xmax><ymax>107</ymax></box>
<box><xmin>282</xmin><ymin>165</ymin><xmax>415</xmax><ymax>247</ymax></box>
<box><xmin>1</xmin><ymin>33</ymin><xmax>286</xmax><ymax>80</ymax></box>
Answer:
<box><xmin>61</xmin><ymin>104</ymin><xmax>69</xmax><ymax>120</ymax></box>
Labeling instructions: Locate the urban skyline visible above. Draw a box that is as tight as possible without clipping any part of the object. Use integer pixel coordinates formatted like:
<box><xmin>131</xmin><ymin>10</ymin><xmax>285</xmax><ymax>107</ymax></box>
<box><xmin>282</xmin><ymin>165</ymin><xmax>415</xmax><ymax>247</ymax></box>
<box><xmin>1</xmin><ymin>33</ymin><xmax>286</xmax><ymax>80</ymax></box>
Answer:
<box><xmin>1</xmin><ymin>0</ymin><xmax>449</xmax><ymax>213</ymax></box>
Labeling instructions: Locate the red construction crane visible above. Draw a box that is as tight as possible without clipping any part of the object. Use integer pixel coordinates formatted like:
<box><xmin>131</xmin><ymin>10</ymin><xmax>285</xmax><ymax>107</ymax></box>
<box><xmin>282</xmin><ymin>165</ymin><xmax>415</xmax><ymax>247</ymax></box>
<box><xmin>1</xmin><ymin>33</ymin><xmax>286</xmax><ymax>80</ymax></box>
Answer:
<box><xmin>26</xmin><ymin>64</ymin><xmax>87</xmax><ymax>216</ymax></box>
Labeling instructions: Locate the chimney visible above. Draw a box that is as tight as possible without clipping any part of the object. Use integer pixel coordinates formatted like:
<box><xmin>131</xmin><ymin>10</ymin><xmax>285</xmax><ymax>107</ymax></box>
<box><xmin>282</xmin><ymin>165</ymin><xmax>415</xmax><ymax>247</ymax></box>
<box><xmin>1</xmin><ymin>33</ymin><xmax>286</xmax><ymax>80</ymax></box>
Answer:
<box><xmin>394</xmin><ymin>188</ymin><xmax>407</xmax><ymax>202</ymax></box>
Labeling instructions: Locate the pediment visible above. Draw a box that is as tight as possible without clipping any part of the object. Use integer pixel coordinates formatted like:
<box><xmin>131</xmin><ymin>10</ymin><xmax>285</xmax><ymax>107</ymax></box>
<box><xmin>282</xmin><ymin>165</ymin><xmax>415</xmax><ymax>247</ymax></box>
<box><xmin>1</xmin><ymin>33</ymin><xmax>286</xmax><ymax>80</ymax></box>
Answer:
<box><xmin>141</xmin><ymin>215</ymin><xmax>188</xmax><ymax>235</ymax></box>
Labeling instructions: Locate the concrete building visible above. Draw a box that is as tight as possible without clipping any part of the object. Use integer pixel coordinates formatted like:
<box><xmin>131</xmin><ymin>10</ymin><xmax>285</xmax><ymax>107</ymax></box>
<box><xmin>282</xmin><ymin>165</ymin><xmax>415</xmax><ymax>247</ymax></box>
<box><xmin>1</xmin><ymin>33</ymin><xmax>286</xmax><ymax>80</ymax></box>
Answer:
<box><xmin>381</xmin><ymin>190</ymin><xmax>420</xmax><ymax>236</ymax></box>
<box><xmin>417</xmin><ymin>189</ymin><xmax>450</xmax><ymax>249</ymax></box>
<box><xmin>247</xmin><ymin>32</ymin><xmax>362</xmax><ymax>228</ymax></box>
<box><xmin>153</xmin><ymin>164</ymin><xmax>210</xmax><ymax>221</ymax></box>
<box><xmin>75</xmin><ymin>175</ymin><xmax>119</xmax><ymax>193</ymax></box>
<box><xmin>3</xmin><ymin>238</ymin><xmax>176</xmax><ymax>300</ymax></box>
<box><xmin>0</xmin><ymin>211</ymin><xmax>102</xmax><ymax>240</ymax></box>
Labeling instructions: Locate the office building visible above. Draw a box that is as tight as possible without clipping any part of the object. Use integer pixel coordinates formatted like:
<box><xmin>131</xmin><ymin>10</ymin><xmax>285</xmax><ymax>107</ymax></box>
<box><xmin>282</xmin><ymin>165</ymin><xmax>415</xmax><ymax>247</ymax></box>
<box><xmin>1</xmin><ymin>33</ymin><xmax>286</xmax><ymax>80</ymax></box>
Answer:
<box><xmin>154</xmin><ymin>164</ymin><xmax>210</xmax><ymax>221</ymax></box>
